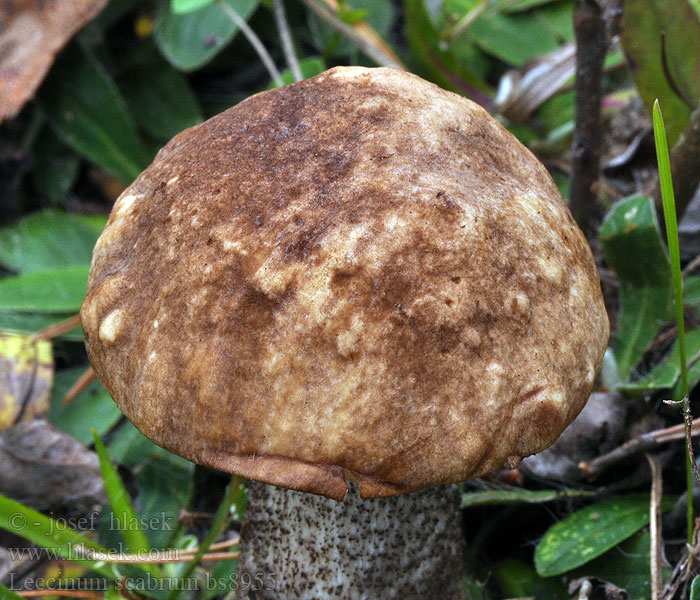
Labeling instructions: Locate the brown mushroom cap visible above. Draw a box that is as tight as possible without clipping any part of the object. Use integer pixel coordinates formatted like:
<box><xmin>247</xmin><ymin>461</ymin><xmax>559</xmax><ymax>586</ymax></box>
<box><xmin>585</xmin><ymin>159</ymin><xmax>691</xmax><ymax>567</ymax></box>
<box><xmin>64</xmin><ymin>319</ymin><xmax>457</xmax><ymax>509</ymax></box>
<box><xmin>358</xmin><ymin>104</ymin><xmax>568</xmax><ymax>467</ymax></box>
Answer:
<box><xmin>81</xmin><ymin>66</ymin><xmax>609</xmax><ymax>501</ymax></box>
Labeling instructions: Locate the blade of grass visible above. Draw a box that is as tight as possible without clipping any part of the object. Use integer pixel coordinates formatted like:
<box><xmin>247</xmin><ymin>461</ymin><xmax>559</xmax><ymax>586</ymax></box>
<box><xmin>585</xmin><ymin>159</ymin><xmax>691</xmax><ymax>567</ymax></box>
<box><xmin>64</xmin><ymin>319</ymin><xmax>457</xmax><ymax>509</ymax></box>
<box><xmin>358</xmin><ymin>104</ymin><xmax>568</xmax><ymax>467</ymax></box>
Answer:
<box><xmin>92</xmin><ymin>430</ymin><xmax>161</xmax><ymax>578</ymax></box>
<box><xmin>1</xmin><ymin>582</ymin><xmax>25</xmax><ymax>600</ymax></box>
<box><xmin>166</xmin><ymin>476</ymin><xmax>245</xmax><ymax>600</ymax></box>
<box><xmin>653</xmin><ymin>98</ymin><xmax>693</xmax><ymax>543</ymax></box>
<box><xmin>0</xmin><ymin>494</ymin><xmax>114</xmax><ymax>578</ymax></box>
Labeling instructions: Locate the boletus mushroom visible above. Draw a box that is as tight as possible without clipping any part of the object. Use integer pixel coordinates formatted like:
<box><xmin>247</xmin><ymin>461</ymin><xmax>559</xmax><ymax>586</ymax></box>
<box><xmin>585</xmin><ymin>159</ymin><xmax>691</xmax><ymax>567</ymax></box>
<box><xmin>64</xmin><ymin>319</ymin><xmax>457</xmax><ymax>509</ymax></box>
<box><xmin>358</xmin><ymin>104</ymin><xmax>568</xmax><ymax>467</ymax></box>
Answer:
<box><xmin>81</xmin><ymin>67</ymin><xmax>609</xmax><ymax>599</ymax></box>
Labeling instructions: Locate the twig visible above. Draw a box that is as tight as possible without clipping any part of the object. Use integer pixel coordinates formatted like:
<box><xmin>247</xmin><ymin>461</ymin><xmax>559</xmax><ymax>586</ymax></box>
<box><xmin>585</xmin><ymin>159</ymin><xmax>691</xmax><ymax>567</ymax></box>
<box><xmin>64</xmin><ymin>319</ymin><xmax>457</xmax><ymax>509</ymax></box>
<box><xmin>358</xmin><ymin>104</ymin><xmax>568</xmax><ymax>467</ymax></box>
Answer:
<box><xmin>272</xmin><ymin>0</ymin><xmax>302</xmax><ymax>82</ymax></box>
<box><xmin>300</xmin><ymin>0</ymin><xmax>405</xmax><ymax>69</ymax></box>
<box><xmin>78</xmin><ymin>549</ymin><xmax>239</xmax><ymax>564</ymax></box>
<box><xmin>74</xmin><ymin>538</ymin><xmax>239</xmax><ymax>564</ymax></box>
<box><xmin>31</xmin><ymin>314</ymin><xmax>81</xmax><ymax>341</ymax></box>
<box><xmin>665</xmin><ymin>396</ymin><xmax>700</xmax><ymax>486</ymax></box>
<box><xmin>190</xmin><ymin>538</ymin><xmax>239</xmax><ymax>553</ymax></box>
<box><xmin>683</xmin><ymin>252</ymin><xmax>700</xmax><ymax>276</ymax></box>
<box><xmin>647</xmin><ymin>453</ymin><xmax>663</xmax><ymax>600</ymax></box>
<box><xmin>63</xmin><ymin>367</ymin><xmax>95</xmax><ymax>404</ymax></box>
<box><xmin>216</xmin><ymin>0</ymin><xmax>283</xmax><ymax>87</ymax></box>
<box><xmin>569</xmin><ymin>0</ymin><xmax>607</xmax><ymax>233</ymax></box>
<box><xmin>653</xmin><ymin>101</ymin><xmax>700</xmax><ymax>224</ymax></box>
<box><xmin>579</xmin><ymin>417</ymin><xmax>700</xmax><ymax>479</ymax></box>
<box><xmin>16</xmin><ymin>592</ymin><xmax>103</xmax><ymax>599</ymax></box>
<box><xmin>661</xmin><ymin>518</ymin><xmax>700</xmax><ymax>600</ymax></box>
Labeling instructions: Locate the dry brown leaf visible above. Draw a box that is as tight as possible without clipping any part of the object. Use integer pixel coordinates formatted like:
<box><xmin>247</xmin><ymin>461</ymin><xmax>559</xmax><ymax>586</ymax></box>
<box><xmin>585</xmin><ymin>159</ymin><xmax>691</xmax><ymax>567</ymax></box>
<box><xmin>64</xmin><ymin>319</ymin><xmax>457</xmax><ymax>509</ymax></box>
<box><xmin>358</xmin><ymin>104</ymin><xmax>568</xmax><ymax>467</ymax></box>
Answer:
<box><xmin>494</xmin><ymin>43</ymin><xmax>576</xmax><ymax>123</ymax></box>
<box><xmin>0</xmin><ymin>0</ymin><xmax>108</xmax><ymax>122</ymax></box>
<box><xmin>0</xmin><ymin>420</ymin><xmax>105</xmax><ymax>513</ymax></box>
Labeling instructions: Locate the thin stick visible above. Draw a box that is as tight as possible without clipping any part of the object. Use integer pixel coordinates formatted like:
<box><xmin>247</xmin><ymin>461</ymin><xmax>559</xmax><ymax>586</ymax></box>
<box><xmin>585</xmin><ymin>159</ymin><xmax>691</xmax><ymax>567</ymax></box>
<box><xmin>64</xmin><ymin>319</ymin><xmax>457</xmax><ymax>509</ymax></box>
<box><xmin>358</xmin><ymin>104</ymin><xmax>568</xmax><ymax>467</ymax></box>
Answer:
<box><xmin>272</xmin><ymin>0</ymin><xmax>302</xmax><ymax>82</ymax></box>
<box><xmin>16</xmin><ymin>592</ymin><xmax>103</xmax><ymax>599</ymax></box>
<box><xmin>646</xmin><ymin>453</ymin><xmax>663</xmax><ymax>600</ymax></box>
<box><xmin>77</xmin><ymin>549</ymin><xmax>239</xmax><ymax>564</ymax></box>
<box><xmin>63</xmin><ymin>367</ymin><xmax>95</xmax><ymax>404</ymax></box>
<box><xmin>216</xmin><ymin>0</ymin><xmax>283</xmax><ymax>87</ymax></box>
<box><xmin>579</xmin><ymin>417</ymin><xmax>700</xmax><ymax>478</ymax></box>
<box><xmin>300</xmin><ymin>0</ymin><xmax>405</xmax><ymax>69</ymax></box>
<box><xmin>72</xmin><ymin>538</ymin><xmax>240</xmax><ymax>564</ymax></box>
<box><xmin>158</xmin><ymin>537</ymin><xmax>240</xmax><ymax>557</ymax></box>
<box><xmin>569</xmin><ymin>0</ymin><xmax>607</xmax><ymax>233</ymax></box>
<box><xmin>666</xmin><ymin>397</ymin><xmax>700</xmax><ymax>485</ymax></box>
<box><xmin>190</xmin><ymin>538</ymin><xmax>240</xmax><ymax>553</ymax></box>
<box><xmin>31</xmin><ymin>314</ymin><xmax>81</xmax><ymax>341</ymax></box>
<box><xmin>682</xmin><ymin>252</ymin><xmax>700</xmax><ymax>277</ymax></box>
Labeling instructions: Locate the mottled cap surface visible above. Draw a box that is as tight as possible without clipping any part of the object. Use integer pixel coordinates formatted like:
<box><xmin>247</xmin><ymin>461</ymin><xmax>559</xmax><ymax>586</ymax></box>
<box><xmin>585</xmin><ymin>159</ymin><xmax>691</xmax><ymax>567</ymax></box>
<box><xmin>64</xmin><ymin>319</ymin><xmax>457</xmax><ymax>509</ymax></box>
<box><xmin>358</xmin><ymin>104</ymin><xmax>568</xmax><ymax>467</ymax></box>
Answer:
<box><xmin>81</xmin><ymin>67</ymin><xmax>609</xmax><ymax>500</ymax></box>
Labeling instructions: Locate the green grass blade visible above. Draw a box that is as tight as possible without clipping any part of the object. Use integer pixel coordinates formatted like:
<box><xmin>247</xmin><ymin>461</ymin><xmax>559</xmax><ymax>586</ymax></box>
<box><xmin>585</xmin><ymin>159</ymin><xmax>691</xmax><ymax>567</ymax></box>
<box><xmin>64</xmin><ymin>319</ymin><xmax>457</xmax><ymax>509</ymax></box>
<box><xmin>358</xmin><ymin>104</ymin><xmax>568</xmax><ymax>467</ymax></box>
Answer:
<box><xmin>0</xmin><ymin>582</ymin><xmax>25</xmax><ymax>600</ymax></box>
<box><xmin>653</xmin><ymin>98</ymin><xmax>693</xmax><ymax>542</ymax></box>
<box><xmin>0</xmin><ymin>494</ymin><xmax>114</xmax><ymax>578</ymax></box>
<box><xmin>92</xmin><ymin>430</ymin><xmax>161</xmax><ymax>578</ymax></box>
<box><xmin>166</xmin><ymin>476</ymin><xmax>245</xmax><ymax>600</ymax></box>
<box><xmin>654</xmin><ymin>100</ymin><xmax>689</xmax><ymax>395</ymax></box>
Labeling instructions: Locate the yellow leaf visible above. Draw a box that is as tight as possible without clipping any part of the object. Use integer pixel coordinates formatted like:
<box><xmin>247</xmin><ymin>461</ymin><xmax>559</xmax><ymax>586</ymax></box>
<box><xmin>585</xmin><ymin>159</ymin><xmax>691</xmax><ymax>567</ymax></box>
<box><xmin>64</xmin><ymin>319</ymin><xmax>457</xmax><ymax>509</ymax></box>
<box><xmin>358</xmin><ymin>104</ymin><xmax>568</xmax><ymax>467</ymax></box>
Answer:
<box><xmin>0</xmin><ymin>333</ymin><xmax>53</xmax><ymax>430</ymax></box>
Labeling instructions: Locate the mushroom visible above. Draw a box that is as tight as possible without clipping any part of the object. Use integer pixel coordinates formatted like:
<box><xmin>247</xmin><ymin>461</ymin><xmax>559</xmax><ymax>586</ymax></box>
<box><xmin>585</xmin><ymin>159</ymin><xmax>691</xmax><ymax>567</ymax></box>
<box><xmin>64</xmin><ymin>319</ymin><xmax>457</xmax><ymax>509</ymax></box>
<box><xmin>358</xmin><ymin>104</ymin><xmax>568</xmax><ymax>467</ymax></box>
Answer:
<box><xmin>80</xmin><ymin>67</ymin><xmax>609</xmax><ymax>598</ymax></box>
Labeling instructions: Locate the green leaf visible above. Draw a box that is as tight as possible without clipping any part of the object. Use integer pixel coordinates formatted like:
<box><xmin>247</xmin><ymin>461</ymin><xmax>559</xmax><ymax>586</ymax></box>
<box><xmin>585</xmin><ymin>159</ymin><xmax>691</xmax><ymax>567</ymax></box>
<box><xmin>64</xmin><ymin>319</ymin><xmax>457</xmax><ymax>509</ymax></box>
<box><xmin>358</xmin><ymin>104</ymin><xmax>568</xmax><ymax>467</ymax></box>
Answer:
<box><xmin>154</xmin><ymin>0</ymin><xmax>260</xmax><ymax>72</ymax></box>
<box><xmin>0</xmin><ymin>210</ymin><xmax>102</xmax><ymax>273</ymax></box>
<box><xmin>135</xmin><ymin>450</ymin><xmax>194</xmax><ymax>548</ymax></box>
<box><xmin>81</xmin><ymin>214</ymin><xmax>110</xmax><ymax>235</ymax></box>
<box><xmin>494</xmin><ymin>559</ymin><xmax>567</xmax><ymax>599</ymax></box>
<box><xmin>501</xmin><ymin>0</ymin><xmax>563</xmax><ymax>11</ymax></box>
<box><xmin>166</xmin><ymin>475</ymin><xmax>245</xmax><ymax>600</ymax></box>
<box><xmin>40</xmin><ymin>44</ymin><xmax>151</xmax><ymax>183</ymax></box>
<box><xmin>469</xmin><ymin>0</ymin><xmax>573</xmax><ymax>66</ymax></box>
<box><xmin>617</xmin><ymin>362</ymin><xmax>681</xmax><ymax>394</ymax></box>
<box><xmin>121</xmin><ymin>65</ymin><xmax>203</xmax><ymax>141</ymax></box>
<box><xmin>404</xmin><ymin>0</ymin><xmax>492</xmax><ymax>103</ymax></box>
<box><xmin>461</xmin><ymin>488</ymin><xmax>595</xmax><ymax>508</ymax></box>
<box><xmin>200</xmin><ymin>546</ymin><xmax>240</xmax><ymax>600</ymax></box>
<box><xmin>0</xmin><ymin>583</ymin><xmax>24</xmax><ymax>600</ymax></box>
<box><xmin>621</xmin><ymin>0</ymin><xmax>700</xmax><ymax>145</ymax></box>
<box><xmin>172</xmin><ymin>0</ymin><xmax>216</xmax><ymax>13</ymax></box>
<box><xmin>0</xmin><ymin>265</ymin><xmax>90</xmax><ymax>312</ymax></box>
<box><xmin>691</xmin><ymin>575</ymin><xmax>700</xmax><ymax>600</ymax></box>
<box><xmin>569</xmin><ymin>531</ymin><xmax>654</xmax><ymax>599</ymax></box>
<box><xmin>267</xmin><ymin>57</ymin><xmax>327</xmax><ymax>89</ymax></box>
<box><xmin>535</xmin><ymin>494</ymin><xmax>671</xmax><ymax>576</ymax></box>
<box><xmin>49</xmin><ymin>368</ymin><xmax>122</xmax><ymax>444</ymax></box>
<box><xmin>106</xmin><ymin>422</ymin><xmax>194</xmax><ymax>548</ymax></box>
<box><xmin>0</xmin><ymin>493</ymin><xmax>115</xmax><ymax>578</ymax></box>
<box><xmin>617</xmin><ymin>329</ymin><xmax>700</xmax><ymax>397</ymax></box>
<box><xmin>311</xmin><ymin>0</ymin><xmax>394</xmax><ymax>55</ymax></box>
<box><xmin>686</xmin><ymin>276</ymin><xmax>700</xmax><ymax>307</ymax></box>
<box><xmin>93</xmin><ymin>431</ymin><xmax>159</xmax><ymax>578</ymax></box>
<box><xmin>30</xmin><ymin>129</ymin><xmax>81</xmax><ymax>205</ymax></box>
<box><xmin>599</xmin><ymin>195</ymin><xmax>673</xmax><ymax>378</ymax></box>
<box><xmin>337</xmin><ymin>4</ymin><xmax>370</xmax><ymax>25</ymax></box>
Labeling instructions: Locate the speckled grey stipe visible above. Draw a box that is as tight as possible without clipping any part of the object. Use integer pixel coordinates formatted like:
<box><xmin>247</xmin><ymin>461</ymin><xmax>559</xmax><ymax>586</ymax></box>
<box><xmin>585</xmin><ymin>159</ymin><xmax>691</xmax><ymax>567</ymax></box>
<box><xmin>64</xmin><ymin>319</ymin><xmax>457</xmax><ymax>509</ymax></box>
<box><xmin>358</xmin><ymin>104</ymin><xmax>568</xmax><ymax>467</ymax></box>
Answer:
<box><xmin>237</xmin><ymin>482</ymin><xmax>465</xmax><ymax>599</ymax></box>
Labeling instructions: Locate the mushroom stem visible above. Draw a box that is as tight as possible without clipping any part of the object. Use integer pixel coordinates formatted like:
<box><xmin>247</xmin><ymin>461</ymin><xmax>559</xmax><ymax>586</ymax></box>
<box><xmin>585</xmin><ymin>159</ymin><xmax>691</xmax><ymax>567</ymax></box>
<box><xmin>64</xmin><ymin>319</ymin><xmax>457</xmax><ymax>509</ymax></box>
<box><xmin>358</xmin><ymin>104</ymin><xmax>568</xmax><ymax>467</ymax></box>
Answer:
<box><xmin>238</xmin><ymin>481</ymin><xmax>465</xmax><ymax>599</ymax></box>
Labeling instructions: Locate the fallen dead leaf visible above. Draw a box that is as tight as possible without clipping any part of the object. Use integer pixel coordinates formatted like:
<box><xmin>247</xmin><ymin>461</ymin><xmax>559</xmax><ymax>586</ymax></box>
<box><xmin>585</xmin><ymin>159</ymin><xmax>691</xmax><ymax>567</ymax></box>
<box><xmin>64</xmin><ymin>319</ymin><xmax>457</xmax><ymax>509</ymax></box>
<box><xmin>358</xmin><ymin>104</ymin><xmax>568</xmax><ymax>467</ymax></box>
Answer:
<box><xmin>0</xmin><ymin>332</ymin><xmax>53</xmax><ymax>431</ymax></box>
<box><xmin>0</xmin><ymin>0</ymin><xmax>108</xmax><ymax>122</ymax></box>
<box><xmin>0</xmin><ymin>420</ymin><xmax>105</xmax><ymax>513</ymax></box>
